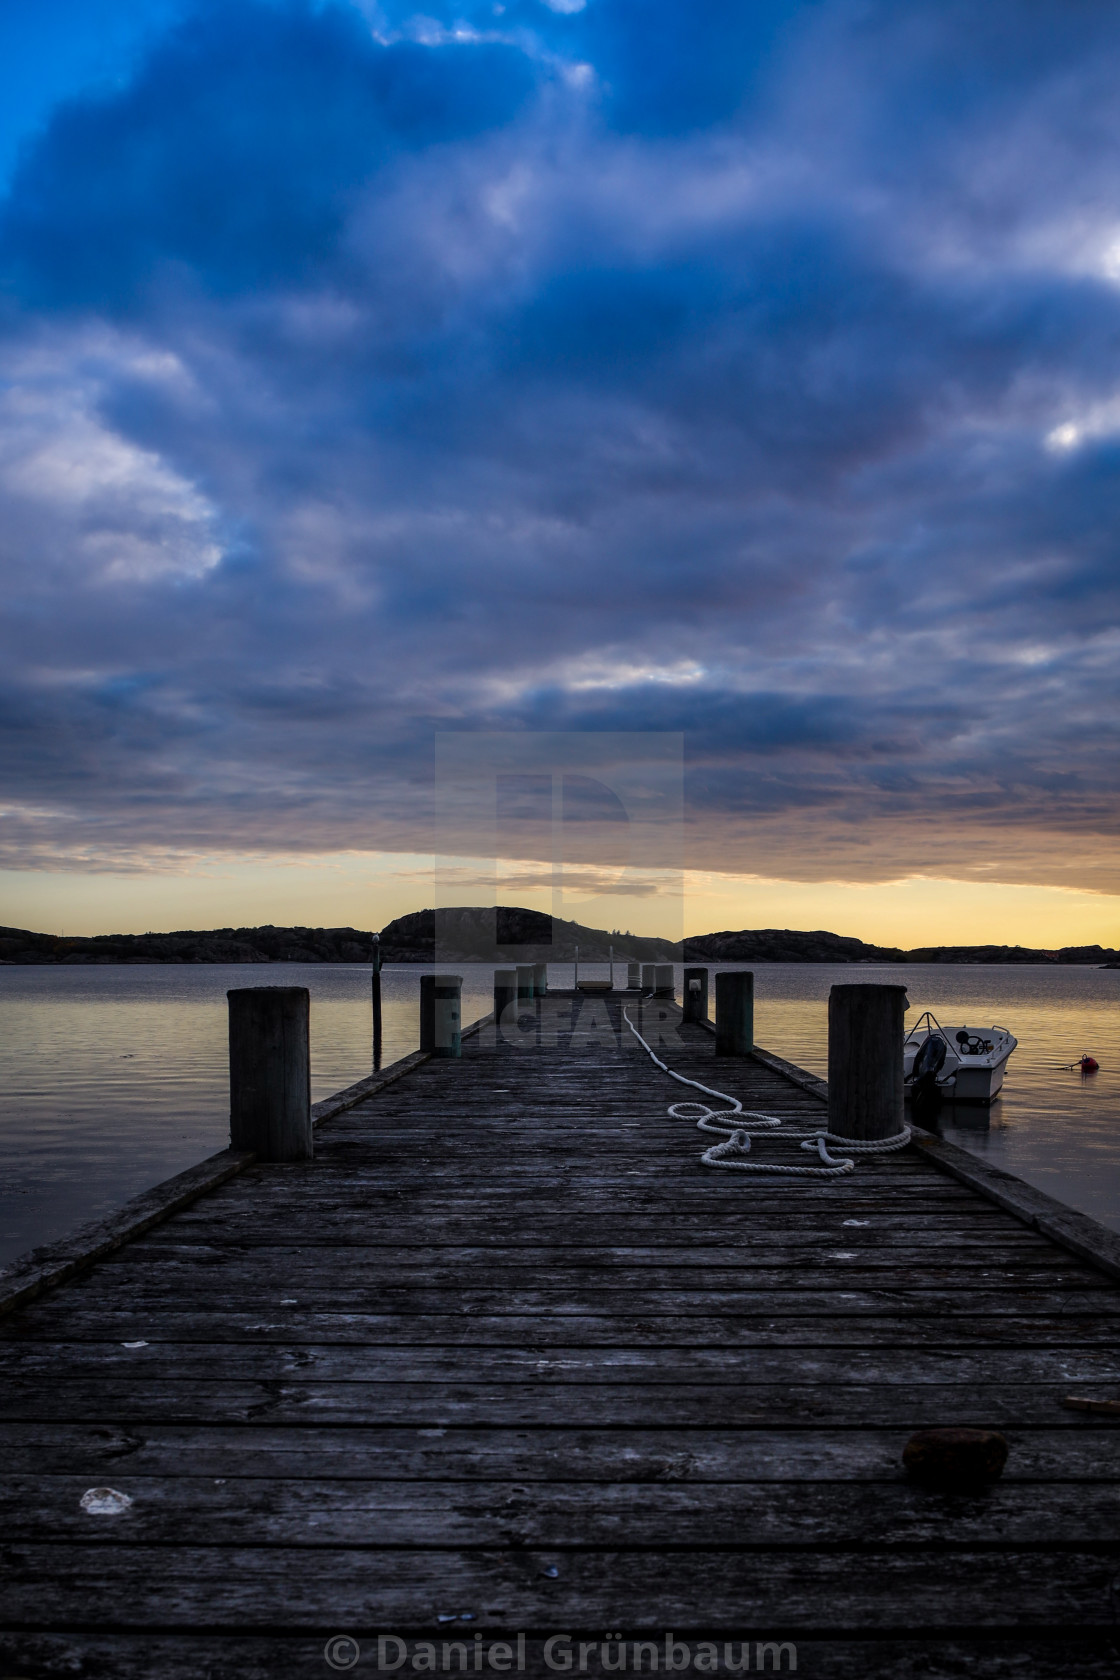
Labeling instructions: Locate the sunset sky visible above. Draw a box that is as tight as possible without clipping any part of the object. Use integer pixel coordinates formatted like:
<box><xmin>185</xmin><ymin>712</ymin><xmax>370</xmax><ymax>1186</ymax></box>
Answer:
<box><xmin>2</xmin><ymin>1</ymin><xmax>1120</xmax><ymax>947</ymax></box>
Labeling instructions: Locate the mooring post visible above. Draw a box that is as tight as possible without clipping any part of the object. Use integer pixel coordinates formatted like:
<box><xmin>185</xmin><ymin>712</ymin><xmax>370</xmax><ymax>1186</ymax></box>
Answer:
<box><xmin>654</xmin><ymin>963</ymin><xmax>675</xmax><ymax>997</ymax></box>
<box><xmin>494</xmin><ymin>967</ymin><xmax>517</xmax><ymax>1030</ymax></box>
<box><xmin>715</xmin><ymin>970</ymin><xmax>754</xmax><ymax>1056</ymax></box>
<box><xmin>683</xmin><ymin>966</ymin><xmax>708</xmax><ymax>1024</ymax></box>
<box><xmin>828</xmin><ymin>982</ymin><xmax>908</xmax><ymax>1139</ymax></box>
<box><xmin>431</xmin><ymin>974</ymin><xmax>463</xmax><ymax>1059</ymax></box>
<box><xmin>516</xmin><ymin>964</ymin><xmax>535</xmax><ymax>1002</ymax></box>
<box><xmin>371</xmin><ymin>932</ymin><xmax>382</xmax><ymax>1071</ymax></box>
<box><xmin>640</xmin><ymin>963</ymin><xmax>656</xmax><ymax>994</ymax></box>
<box><xmin>228</xmin><ymin>987</ymin><xmax>312</xmax><ymax>1162</ymax></box>
<box><xmin>627</xmin><ymin>960</ymin><xmax>641</xmax><ymax>990</ymax></box>
<box><xmin>533</xmin><ymin>961</ymin><xmax>548</xmax><ymax>997</ymax></box>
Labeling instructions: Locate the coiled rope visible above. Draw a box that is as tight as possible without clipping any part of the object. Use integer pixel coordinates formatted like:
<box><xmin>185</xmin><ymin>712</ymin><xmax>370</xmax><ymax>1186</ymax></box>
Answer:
<box><xmin>622</xmin><ymin>1007</ymin><xmax>911</xmax><ymax>1177</ymax></box>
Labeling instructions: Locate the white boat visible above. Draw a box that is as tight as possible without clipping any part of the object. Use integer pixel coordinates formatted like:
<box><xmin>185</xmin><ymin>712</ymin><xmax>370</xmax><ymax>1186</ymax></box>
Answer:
<box><xmin>904</xmin><ymin>1010</ymin><xmax>1018</xmax><ymax>1103</ymax></box>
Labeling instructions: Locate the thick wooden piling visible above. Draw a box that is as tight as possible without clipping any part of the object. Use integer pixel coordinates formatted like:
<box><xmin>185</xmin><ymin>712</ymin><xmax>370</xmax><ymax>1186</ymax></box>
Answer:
<box><xmin>828</xmin><ymin>982</ymin><xmax>908</xmax><ymax>1140</ymax></box>
<box><xmin>227</xmin><ymin>987</ymin><xmax>312</xmax><ymax>1162</ymax></box>
<box><xmin>493</xmin><ymin>968</ymin><xmax>516</xmax><ymax>1034</ymax></box>
<box><xmin>627</xmin><ymin>959</ymin><xmax>641</xmax><ymax>989</ymax></box>
<box><xmin>429</xmin><ymin>974</ymin><xmax>462</xmax><ymax>1059</ymax></box>
<box><xmin>715</xmin><ymin>969</ymin><xmax>754</xmax><ymax>1056</ymax></box>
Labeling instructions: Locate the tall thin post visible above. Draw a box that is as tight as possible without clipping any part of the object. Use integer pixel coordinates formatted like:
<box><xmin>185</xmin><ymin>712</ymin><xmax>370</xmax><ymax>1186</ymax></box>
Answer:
<box><xmin>828</xmin><ymin>983</ymin><xmax>908</xmax><ymax>1140</ymax></box>
<box><xmin>516</xmin><ymin>964</ymin><xmax>535</xmax><ymax>1002</ymax></box>
<box><xmin>371</xmin><ymin>932</ymin><xmax>382</xmax><ymax>1072</ymax></box>
<box><xmin>683</xmin><ymin>966</ymin><xmax>708</xmax><ymax>1024</ymax></box>
<box><xmin>609</xmin><ymin>944</ymin><xmax>614</xmax><ymax>989</ymax></box>
<box><xmin>228</xmin><ymin>987</ymin><xmax>312</xmax><ymax>1162</ymax></box>
<box><xmin>715</xmin><ymin>970</ymin><xmax>754</xmax><ymax>1056</ymax></box>
<box><xmin>574</xmin><ymin>944</ymin><xmax>579</xmax><ymax>989</ymax></box>
<box><xmin>533</xmin><ymin>961</ymin><xmax>548</xmax><ymax>997</ymax></box>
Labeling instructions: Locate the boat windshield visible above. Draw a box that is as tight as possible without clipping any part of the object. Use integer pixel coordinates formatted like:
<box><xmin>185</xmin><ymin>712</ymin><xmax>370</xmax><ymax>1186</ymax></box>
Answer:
<box><xmin>906</xmin><ymin>1009</ymin><xmax>948</xmax><ymax>1042</ymax></box>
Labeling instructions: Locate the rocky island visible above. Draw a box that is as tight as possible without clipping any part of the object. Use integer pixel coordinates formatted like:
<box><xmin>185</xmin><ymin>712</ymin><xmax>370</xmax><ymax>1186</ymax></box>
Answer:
<box><xmin>2</xmin><ymin>910</ymin><xmax>1117</xmax><ymax>965</ymax></box>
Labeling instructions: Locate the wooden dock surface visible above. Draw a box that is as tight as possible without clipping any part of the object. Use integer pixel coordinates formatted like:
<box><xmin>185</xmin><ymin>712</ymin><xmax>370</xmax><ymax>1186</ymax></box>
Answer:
<box><xmin>3</xmin><ymin>993</ymin><xmax>1120</xmax><ymax>1677</ymax></box>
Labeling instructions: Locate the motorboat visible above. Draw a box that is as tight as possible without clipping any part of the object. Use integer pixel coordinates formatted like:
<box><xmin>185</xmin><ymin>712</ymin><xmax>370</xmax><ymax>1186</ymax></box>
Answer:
<box><xmin>904</xmin><ymin>1010</ymin><xmax>1017</xmax><ymax>1104</ymax></box>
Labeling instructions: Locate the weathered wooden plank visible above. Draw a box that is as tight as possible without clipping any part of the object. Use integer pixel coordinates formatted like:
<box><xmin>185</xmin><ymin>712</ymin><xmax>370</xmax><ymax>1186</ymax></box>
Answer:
<box><xmin>4</xmin><ymin>1341</ymin><xmax>1119</xmax><ymax>1386</ymax></box>
<box><xmin>151</xmin><ymin>1210</ymin><xmax>998</xmax><ymax>1235</ymax></box>
<box><xmin>9</xmin><ymin>1307</ymin><xmax>1120</xmax><ymax>1346</ymax></box>
<box><xmin>0</xmin><ymin>1377</ymin><xmax>1103</xmax><ymax>1426</ymax></box>
<box><xmin>124</xmin><ymin>1232</ymin><xmax>1057</xmax><ymax>1266</ymax></box>
<box><xmin>92</xmin><ymin>1227</ymin><xmax>1079</xmax><ymax>1266</ymax></box>
<box><xmin>65</xmin><ymin>1256</ymin><xmax>1099</xmax><ymax>1300</ymax></box>
<box><xmin>42</xmin><ymin>1263</ymin><xmax>1111</xmax><ymax>1314</ymax></box>
<box><xmin>134</xmin><ymin>1214</ymin><xmax>1031</xmax><ymax>1249</ymax></box>
<box><xmin>4</xmin><ymin>1421</ymin><xmax>1117</xmax><ymax>1481</ymax></box>
<box><xmin>3</xmin><ymin>1544</ymin><xmax>1119</xmax><ymax>1630</ymax></box>
<box><xmin>177</xmin><ymin>1169</ymin><xmax>987</xmax><ymax>1192</ymax></box>
<box><xmin>6</xmin><ymin>1474</ymin><xmax>1120</xmax><ymax>1547</ymax></box>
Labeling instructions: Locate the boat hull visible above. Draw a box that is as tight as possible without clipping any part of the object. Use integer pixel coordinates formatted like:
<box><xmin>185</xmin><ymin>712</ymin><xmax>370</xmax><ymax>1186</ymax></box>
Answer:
<box><xmin>949</xmin><ymin>1054</ymin><xmax>1012</xmax><ymax>1103</ymax></box>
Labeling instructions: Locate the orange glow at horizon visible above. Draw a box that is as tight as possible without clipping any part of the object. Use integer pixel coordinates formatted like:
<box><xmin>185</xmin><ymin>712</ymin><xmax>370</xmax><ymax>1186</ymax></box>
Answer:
<box><xmin>3</xmin><ymin>852</ymin><xmax>1119</xmax><ymax>951</ymax></box>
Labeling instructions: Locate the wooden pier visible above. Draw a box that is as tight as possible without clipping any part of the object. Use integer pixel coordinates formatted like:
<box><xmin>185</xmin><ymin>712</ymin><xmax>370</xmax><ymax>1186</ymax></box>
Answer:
<box><xmin>2</xmin><ymin>991</ymin><xmax>1120</xmax><ymax>1677</ymax></box>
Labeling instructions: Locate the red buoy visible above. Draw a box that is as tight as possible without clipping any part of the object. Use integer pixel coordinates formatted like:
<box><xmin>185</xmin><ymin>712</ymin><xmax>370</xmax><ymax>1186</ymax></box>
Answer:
<box><xmin>1080</xmin><ymin>1054</ymin><xmax>1099</xmax><ymax>1074</ymax></box>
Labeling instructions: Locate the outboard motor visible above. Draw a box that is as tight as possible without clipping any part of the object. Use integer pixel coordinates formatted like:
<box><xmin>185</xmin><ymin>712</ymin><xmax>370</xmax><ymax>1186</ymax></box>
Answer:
<box><xmin>909</xmin><ymin>1033</ymin><xmax>948</xmax><ymax>1107</ymax></box>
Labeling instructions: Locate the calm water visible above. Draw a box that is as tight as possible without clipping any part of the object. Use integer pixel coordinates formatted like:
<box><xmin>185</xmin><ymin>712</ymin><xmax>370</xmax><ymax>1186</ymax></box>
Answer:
<box><xmin>0</xmin><ymin>961</ymin><xmax>1117</xmax><ymax>1267</ymax></box>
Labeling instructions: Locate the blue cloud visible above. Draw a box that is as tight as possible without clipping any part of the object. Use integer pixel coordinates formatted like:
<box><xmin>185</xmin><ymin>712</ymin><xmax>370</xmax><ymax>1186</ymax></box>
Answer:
<box><xmin>376</xmin><ymin>0</ymin><xmax>809</xmax><ymax>134</ymax></box>
<box><xmin>556</xmin><ymin>0</ymin><xmax>806</xmax><ymax>135</ymax></box>
<box><xmin>1</xmin><ymin>0</ymin><xmax>539</xmax><ymax>306</ymax></box>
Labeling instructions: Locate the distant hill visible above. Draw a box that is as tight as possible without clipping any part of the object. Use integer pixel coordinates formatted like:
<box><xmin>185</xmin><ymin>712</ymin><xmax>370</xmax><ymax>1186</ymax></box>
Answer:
<box><xmin>683</xmin><ymin>928</ymin><xmax>904</xmax><ymax>963</ymax></box>
<box><xmin>901</xmin><ymin>943</ymin><xmax>1120</xmax><ymax>965</ymax></box>
<box><xmin>682</xmin><ymin>929</ymin><xmax>1120</xmax><ymax>965</ymax></box>
<box><xmin>378</xmin><ymin>907</ymin><xmax>674</xmax><ymax>963</ymax></box>
<box><xmin>0</xmin><ymin>925</ymin><xmax>374</xmax><ymax>966</ymax></box>
<box><xmin>1</xmin><ymin>914</ymin><xmax>1117</xmax><ymax>966</ymax></box>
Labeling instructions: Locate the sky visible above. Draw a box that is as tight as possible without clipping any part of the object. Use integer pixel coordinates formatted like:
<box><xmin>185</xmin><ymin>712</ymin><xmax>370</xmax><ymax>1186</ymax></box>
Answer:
<box><xmin>2</xmin><ymin>0</ymin><xmax>1120</xmax><ymax>946</ymax></box>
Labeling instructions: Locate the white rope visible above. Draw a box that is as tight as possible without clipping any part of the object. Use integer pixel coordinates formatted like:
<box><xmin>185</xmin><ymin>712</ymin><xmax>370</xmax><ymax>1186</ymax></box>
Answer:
<box><xmin>622</xmin><ymin>1008</ymin><xmax>911</xmax><ymax>1177</ymax></box>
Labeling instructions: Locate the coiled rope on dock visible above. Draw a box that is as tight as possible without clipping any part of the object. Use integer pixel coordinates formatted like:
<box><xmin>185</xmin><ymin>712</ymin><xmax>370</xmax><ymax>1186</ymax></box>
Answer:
<box><xmin>622</xmin><ymin>1008</ymin><xmax>911</xmax><ymax>1177</ymax></box>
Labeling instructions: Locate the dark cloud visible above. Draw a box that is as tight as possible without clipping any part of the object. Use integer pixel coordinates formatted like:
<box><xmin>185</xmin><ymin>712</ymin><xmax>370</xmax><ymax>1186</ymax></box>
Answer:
<box><xmin>1</xmin><ymin>0</ymin><xmax>538</xmax><ymax>307</ymax></box>
<box><xmin>2</xmin><ymin>0</ymin><xmax>1120</xmax><ymax>897</ymax></box>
